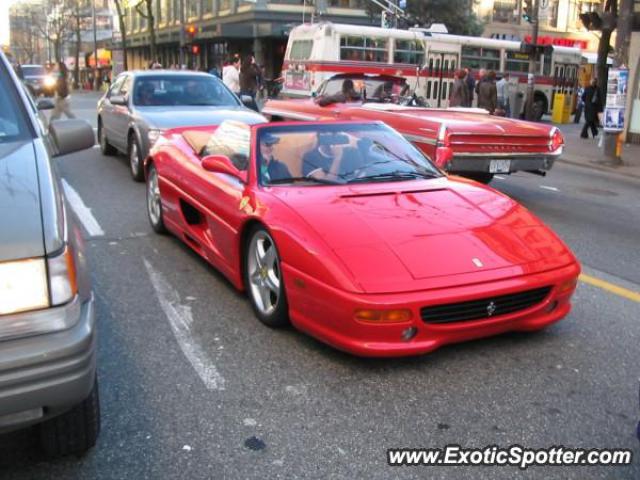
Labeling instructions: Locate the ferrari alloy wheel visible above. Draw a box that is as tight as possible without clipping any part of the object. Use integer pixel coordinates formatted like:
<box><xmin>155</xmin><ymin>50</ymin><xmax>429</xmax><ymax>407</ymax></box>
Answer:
<box><xmin>146</xmin><ymin>164</ymin><xmax>166</xmax><ymax>233</ymax></box>
<box><xmin>245</xmin><ymin>227</ymin><xmax>289</xmax><ymax>328</ymax></box>
<box><xmin>128</xmin><ymin>134</ymin><xmax>144</xmax><ymax>182</ymax></box>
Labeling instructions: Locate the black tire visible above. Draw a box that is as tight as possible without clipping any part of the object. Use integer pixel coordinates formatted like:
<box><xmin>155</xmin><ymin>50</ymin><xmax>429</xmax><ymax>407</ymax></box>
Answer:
<box><xmin>464</xmin><ymin>172</ymin><xmax>494</xmax><ymax>184</ymax></box>
<box><xmin>98</xmin><ymin>119</ymin><xmax>116</xmax><ymax>156</ymax></box>
<box><xmin>146</xmin><ymin>163</ymin><xmax>167</xmax><ymax>234</ymax></box>
<box><xmin>128</xmin><ymin>133</ymin><xmax>145</xmax><ymax>182</ymax></box>
<box><xmin>243</xmin><ymin>225</ymin><xmax>289</xmax><ymax>328</ymax></box>
<box><xmin>39</xmin><ymin>377</ymin><xmax>100</xmax><ymax>458</ymax></box>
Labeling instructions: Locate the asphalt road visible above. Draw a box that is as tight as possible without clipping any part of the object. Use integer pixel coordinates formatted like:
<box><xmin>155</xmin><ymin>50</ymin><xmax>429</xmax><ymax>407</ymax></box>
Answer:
<box><xmin>1</xmin><ymin>92</ymin><xmax>639</xmax><ymax>479</ymax></box>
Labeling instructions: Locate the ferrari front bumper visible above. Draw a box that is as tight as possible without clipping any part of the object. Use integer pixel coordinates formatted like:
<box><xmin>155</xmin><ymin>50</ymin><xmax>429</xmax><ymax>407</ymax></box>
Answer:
<box><xmin>283</xmin><ymin>262</ymin><xmax>580</xmax><ymax>357</ymax></box>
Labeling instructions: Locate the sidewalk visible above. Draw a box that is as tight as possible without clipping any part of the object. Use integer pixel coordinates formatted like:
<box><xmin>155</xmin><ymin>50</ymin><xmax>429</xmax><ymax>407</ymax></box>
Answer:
<box><xmin>555</xmin><ymin>122</ymin><xmax>640</xmax><ymax>179</ymax></box>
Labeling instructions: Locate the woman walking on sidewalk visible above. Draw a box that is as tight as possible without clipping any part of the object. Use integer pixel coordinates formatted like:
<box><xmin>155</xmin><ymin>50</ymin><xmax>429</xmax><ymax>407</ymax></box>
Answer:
<box><xmin>581</xmin><ymin>78</ymin><xmax>602</xmax><ymax>139</ymax></box>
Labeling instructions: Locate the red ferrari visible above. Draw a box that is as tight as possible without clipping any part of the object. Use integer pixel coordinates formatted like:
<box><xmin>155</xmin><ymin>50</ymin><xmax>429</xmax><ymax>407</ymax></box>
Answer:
<box><xmin>145</xmin><ymin>120</ymin><xmax>580</xmax><ymax>357</ymax></box>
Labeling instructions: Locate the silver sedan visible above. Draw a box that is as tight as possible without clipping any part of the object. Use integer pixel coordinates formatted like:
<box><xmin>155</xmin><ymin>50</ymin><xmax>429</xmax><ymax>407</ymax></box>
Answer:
<box><xmin>97</xmin><ymin>70</ymin><xmax>265</xmax><ymax>181</ymax></box>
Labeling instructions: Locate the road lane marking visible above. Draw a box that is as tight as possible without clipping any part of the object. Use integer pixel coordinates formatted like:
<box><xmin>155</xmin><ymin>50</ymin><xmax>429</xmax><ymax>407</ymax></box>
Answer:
<box><xmin>143</xmin><ymin>259</ymin><xmax>226</xmax><ymax>391</ymax></box>
<box><xmin>494</xmin><ymin>175</ymin><xmax>506</xmax><ymax>180</ymax></box>
<box><xmin>62</xmin><ymin>179</ymin><xmax>105</xmax><ymax>237</ymax></box>
<box><xmin>580</xmin><ymin>273</ymin><xmax>640</xmax><ymax>303</ymax></box>
<box><xmin>539</xmin><ymin>185</ymin><xmax>559</xmax><ymax>192</ymax></box>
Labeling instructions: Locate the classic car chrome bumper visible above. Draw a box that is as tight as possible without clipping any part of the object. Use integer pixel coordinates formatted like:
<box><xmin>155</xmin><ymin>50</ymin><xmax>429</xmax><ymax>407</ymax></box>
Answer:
<box><xmin>446</xmin><ymin>153</ymin><xmax>560</xmax><ymax>173</ymax></box>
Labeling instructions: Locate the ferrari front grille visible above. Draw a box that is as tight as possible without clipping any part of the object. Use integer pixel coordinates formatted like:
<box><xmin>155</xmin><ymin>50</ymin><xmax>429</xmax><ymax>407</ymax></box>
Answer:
<box><xmin>420</xmin><ymin>287</ymin><xmax>552</xmax><ymax>324</ymax></box>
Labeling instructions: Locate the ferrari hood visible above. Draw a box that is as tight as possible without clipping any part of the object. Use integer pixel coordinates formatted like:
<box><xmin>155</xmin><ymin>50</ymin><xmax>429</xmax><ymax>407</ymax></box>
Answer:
<box><xmin>273</xmin><ymin>180</ymin><xmax>574</xmax><ymax>293</ymax></box>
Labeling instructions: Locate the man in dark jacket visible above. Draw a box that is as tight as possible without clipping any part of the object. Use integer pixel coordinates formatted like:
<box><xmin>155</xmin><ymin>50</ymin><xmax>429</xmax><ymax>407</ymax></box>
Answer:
<box><xmin>476</xmin><ymin>70</ymin><xmax>497</xmax><ymax>114</ymax></box>
<box><xmin>581</xmin><ymin>78</ymin><xmax>602</xmax><ymax>138</ymax></box>
<box><xmin>464</xmin><ymin>68</ymin><xmax>475</xmax><ymax>107</ymax></box>
<box><xmin>240</xmin><ymin>54</ymin><xmax>261</xmax><ymax>111</ymax></box>
<box><xmin>449</xmin><ymin>70</ymin><xmax>469</xmax><ymax>107</ymax></box>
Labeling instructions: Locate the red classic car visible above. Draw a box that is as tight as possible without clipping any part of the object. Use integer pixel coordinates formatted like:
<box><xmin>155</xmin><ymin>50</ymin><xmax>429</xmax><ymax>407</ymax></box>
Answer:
<box><xmin>262</xmin><ymin>74</ymin><xmax>564</xmax><ymax>184</ymax></box>
<box><xmin>145</xmin><ymin>119</ymin><xmax>579</xmax><ymax>357</ymax></box>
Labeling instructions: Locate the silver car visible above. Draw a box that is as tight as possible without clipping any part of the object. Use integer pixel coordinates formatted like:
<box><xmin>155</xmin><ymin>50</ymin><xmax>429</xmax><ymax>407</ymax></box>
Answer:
<box><xmin>0</xmin><ymin>52</ymin><xmax>99</xmax><ymax>456</ymax></box>
<box><xmin>97</xmin><ymin>70</ymin><xmax>266</xmax><ymax>181</ymax></box>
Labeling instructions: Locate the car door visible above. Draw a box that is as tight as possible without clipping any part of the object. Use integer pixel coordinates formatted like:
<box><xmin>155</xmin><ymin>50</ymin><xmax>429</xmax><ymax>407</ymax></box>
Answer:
<box><xmin>100</xmin><ymin>74</ymin><xmax>125</xmax><ymax>147</ymax></box>
<box><xmin>169</xmin><ymin>124</ymin><xmax>250</xmax><ymax>275</ymax></box>
<box><xmin>111</xmin><ymin>74</ymin><xmax>134</xmax><ymax>152</ymax></box>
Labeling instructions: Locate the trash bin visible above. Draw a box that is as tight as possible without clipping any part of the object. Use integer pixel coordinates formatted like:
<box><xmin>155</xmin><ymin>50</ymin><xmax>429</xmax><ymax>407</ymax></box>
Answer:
<box><xmin>552</xmin><ymin>93</ymin><xmax>572</xmax><ymax>124</ymax></box>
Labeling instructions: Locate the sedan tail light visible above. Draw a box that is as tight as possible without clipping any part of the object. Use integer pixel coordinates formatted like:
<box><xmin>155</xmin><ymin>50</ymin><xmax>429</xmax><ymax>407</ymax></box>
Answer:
<box><xmin>550</xmin><ymin>128</ymin><xmax>564</xmax><ymax>152</ymax></box>
<box><xmin>434</xmin><ymin>126</ymin><xmax>453</xmax><ymax>168</ymax></box>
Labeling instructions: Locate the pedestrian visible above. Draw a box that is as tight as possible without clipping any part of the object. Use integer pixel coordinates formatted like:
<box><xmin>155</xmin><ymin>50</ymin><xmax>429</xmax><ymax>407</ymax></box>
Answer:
<box><xmin>581</xmin><ymin>78</ymin><xmax>602</xmax><ymax>138</ymax></box>
<box><xmin>476</xmin><ymin>70</ymin><xmax>497</xmax><ymax>114</ymax></box>
<box><xmin>464</xmin><ymin>67</ymin><xmax>476</xmax><ymax>107</ymax></box>
<box><xmin>449</xmin><ymin>69</ymin><xmax>469</xmax><ymax>108</ymax></box>
<box><xmin>222</xmin><ymin>54</ymin><xmax>241</xmax><ymax>95</ymax></box>
<box><xmin>574</xmin><ymin>85</ymin><xmax>585</xmax><ymax>124</ymax></box>
<box><xmin>496</xmin><ymin>73</ymin><xmax>510</xmax><ymax>116</ymax></box>
<box><xmin>239</xmin><ymin>54</ymin><xmax>261</xmax><ymax>111</ymax></box>
<box><xmin>49</xmin><ymin>61</ymin><xmax>76</xmax><ymax>124</ymax></box>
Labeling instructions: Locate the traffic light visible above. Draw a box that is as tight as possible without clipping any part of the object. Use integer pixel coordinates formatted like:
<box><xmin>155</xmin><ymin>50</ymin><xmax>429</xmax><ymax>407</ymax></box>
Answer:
<box><xmin>191</xmin><ymin>44</ymin><xmax>200</xmax><ymax>55</ymax></box>
<box><xmin>522</xmin><ymin>0</ymin><xmax>533</xmax><ymax>23</ymax></box>
<box><xmin>186</xmin><ymin>24</ymin><xmax>197</xmax><ymax>40</ymax></box>
<box><xmin>579</xmin><ymin>11</ymin><xmax>603</xmax><ymax>30</ymax></box>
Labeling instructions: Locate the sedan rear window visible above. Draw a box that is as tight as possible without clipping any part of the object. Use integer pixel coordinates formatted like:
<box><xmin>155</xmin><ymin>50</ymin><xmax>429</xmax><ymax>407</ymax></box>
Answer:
<box><xmin>22</xmin><ymin>66</ymin><xmax>46</xmax><ymax>77</ymax></box>
<box><xmin>133</xmin><ymin>75</ymin><xmax>240</xmax><ymax>107</ymax></box>
<box><xmin>0</xmin><ymin>64</ymin><xmax>32</xmax><ymax>143</ymax></box>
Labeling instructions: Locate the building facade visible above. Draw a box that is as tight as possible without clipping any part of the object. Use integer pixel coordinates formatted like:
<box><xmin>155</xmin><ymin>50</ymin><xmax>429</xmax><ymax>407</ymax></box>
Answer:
<box><xmin>9</xmin><ymin>0</ymin><xmax>48</xmax><ymax>65</ymax></box>
<box><xmin>121</xmin><ymin>0</ymin><xmax>372</xmax><ymax>77</ymax></box>
<box><xmin>475</xmin><ymin>0</ymin><xmax>604</xmax><ymax>51</ymax></box>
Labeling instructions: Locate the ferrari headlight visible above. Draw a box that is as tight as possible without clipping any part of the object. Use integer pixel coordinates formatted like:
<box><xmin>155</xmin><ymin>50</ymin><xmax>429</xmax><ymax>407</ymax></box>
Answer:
<box><xmin>0</xmin><ymin>258</ymin><xmax>49</xmax><ymax>315</ymax></box>
<box><xmin>44</xmin><ymin>75</ymin><xmax>57</xmax><ymax>88</ymax></box>
<box><xmin>48</xmin><ymin>246</ymin><xmax>78</xmax><ymax>306</ymax></box>
<box><xmin>148</xmin><ymin>128</ymin><xmax>164</xmax><ymax>146</ymax></box>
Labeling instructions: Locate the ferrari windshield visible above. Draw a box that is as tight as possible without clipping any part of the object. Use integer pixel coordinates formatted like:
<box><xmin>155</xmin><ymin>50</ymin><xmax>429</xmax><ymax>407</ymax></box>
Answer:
<box><xmin>257</xmin><ymin>123</ymin><xmax>441</xmax><ymax>186</ymax></box>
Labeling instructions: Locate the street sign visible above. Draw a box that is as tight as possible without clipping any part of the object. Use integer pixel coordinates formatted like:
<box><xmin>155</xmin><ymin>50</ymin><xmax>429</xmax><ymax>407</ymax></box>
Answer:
<box><xmin>603</xmin><ymin>68</ymin><xmax>629</xmax><ymax>132</ymax></box>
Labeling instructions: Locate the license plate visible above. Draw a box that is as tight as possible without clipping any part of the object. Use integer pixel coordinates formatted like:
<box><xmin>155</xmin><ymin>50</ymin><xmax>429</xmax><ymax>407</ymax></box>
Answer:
<box><xmin>489</xmin><ymin>159</ymin><xmax>511</xmax><ymax>173</ymax></box>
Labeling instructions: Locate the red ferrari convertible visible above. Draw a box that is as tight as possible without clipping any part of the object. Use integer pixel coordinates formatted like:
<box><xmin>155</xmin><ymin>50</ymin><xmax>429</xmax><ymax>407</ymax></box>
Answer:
<box><xmin>145</xmin><ymin>120</ymin><xmax>580</xmax><ymax>357</ymax></box>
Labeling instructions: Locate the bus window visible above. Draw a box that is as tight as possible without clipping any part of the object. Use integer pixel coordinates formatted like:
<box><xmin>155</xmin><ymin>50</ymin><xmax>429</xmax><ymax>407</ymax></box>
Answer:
<box><xmin>394</xmin><ymin>39</ymin><xmax>425</xmax><ymax>65</ymax></box>
<box><xmin>288</xmin><ymin>40</ymin><xmax>313</xmax><ymax>61</ymax></box>
<box><xmin>433</xmin><ymin>82</ymin><xmax>439</xmax><ymax>99</ymax></box>
<box><xmin>451</xmin><ymin>60</ymin><xmax>456</xmax><ymax>71</ymax></box>
<box><xmin>340</xmin><ymin>35</ymin><xmax>388</xmax><ymax>63</ymax></box>
<box><xmin>505</xmin><ymin>51</ymin><xmax>532</xmax><ymax>73</ymax></box>
<box><xmin>441</xmin><ymin>82</ymin><xmax>447</xmax><ymax>100</ymax></box>
<box><xmin>461</xmin><ymin>46</ymin><xmax>500</xmax><ymax>71</ymax></box>
<box><xmin>429</xmin><ymin>58</ymin><xmax>433</xmax><ymax>74</ymax></box>
<box><xmin>427</xmin><ymin>81</ymin><xmax>432</xmax><ymax>99</ymax></box>
<box><xmin>444</xmin><ymin>59</ymin><xmax>449</xmax><ymax>72</ymax></box>
<box><xmin>435</xmin><ymin>58</ymin><xmax>440</xmax><ymax>72</ymax></box>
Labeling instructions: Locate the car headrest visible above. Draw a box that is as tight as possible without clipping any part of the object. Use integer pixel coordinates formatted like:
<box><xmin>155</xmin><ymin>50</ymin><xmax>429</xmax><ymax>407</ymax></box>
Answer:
<box><xmin>182</xmin><ymin>130</ymin><xmax>213</xmax><ymax>156</ymax></box>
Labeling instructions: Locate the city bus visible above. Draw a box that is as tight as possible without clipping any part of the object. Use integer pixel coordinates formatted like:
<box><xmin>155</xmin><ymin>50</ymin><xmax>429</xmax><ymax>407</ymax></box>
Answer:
<box><xmin>282</xmin><ymin>22</ymin><xmax>582</xmax><ymax>116</ymax></box>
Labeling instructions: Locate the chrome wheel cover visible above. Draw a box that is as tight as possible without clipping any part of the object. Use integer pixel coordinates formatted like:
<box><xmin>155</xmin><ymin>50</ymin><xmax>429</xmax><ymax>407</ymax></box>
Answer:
<box><xmin>147</xmin><ymin>168</ymin><xmax>161</xmax><ymax>225</ymax></box>
<box><xmin>247</xmin><ymin>231</ymin><xmax>281</xmax><ymax>316</ymax></box>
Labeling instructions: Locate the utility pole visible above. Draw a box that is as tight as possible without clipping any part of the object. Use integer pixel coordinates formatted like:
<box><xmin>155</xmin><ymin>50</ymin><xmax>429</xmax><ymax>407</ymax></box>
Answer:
<box><xmin>92</xmin><ymin>0</ymin><xmax>98</xmax><ymax>90</ymax></box>
<box><xmin>524</xmin><ymin>0</ymin><xmax>540</xmax><ymax>121</ymax></box>
<box><xmin>179</xmin><ymin>0</ymin><xmax>185</xmax><ymax>68</ymax></box>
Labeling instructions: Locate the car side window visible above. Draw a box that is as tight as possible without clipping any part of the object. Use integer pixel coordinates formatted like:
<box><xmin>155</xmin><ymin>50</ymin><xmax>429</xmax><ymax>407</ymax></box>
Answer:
<box><xmin>107</xmin><ymin>75</ymin><xmax>125</xmax><ymax>98</ymax></box>
<box><xmin>120</xmin><ymin>76</ymin><xmax>133</xmax><ymax>98</ymax></box>
<box><xmin>201</xmin><ymin>121</ymin><xmax>250</xmax><ymax>172</ymax></box>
